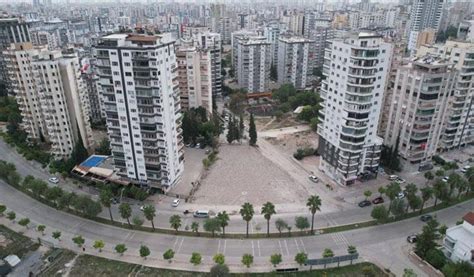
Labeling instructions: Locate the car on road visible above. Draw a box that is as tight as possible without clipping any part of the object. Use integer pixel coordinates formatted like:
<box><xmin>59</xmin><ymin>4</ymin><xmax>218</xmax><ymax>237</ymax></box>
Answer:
<box><xmin>388</xmin><ymin>175</ymin><xmax>399</xmax><ymax>181</ymax></box>
<box><xmin>372</xmin><ymin>196</ymin><xmax>384</xmax><ymax>204</ymax></box>
<box><xmin>442</xmin><ymin>176</ymin><xmax>449</xmax><ymax>182</ymax></box>
<box><xmin>140</xmin><ymin>205</ymin><xmax>144</xmax><ymax>211</ymax></box>
<box><xmin>395</xmin><ymin>178</ymin><xmax>406</xmax><ymax>184</ymax></box>
<box><xmin>171</xmin><ymin>199</ymin><xmax>180</xmax><ymax>207</ymax></box>
<box><xmin>358</xmin><ymin>200</ymin><xmax>371</xmax><ymax>207</ymax></box>
<box><xmin>194</xmin><ymin>143</ymin><xmax>201</xmax><ymax>149</ymax></box>
<box><xmin>308</xmin><ymin>175</ymin><xmax>319</xmax><ymax>183</ymax></box>
<box><xmin>193</xmin><ymin>210</ymin><xmax>209</xmax><ymax>218</ymax></box>
<box><xmin>407</xmin><ymin>234</ymin><xmax>418</xmax><ymax>243</ymax></box>
<box><xmin>420</xmin><ymin>214</ymin><xmax>433</xmax><ymax>222</ymax></box>
<box><xmin>461</xmin><ymin>165</ymin><xmax>471</xmax><ymax>173</ymax></box>
<box><xmin>48</xmin><ymin>177</ymin><xmax>59</xmax><ymax>184</ymax></box>
<box><xmin>397</xmin><ymin>191</ymin><xmax>406</xmax><ymax>199</ymax></box>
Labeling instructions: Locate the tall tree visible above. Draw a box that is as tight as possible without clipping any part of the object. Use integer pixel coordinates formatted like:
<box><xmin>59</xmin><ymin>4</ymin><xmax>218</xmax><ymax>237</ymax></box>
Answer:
<box><xmin>306</xmin><ymin>195</ymin><xmax>322</xmax><ymax>235</ymax></box>
<box><xmin>239</xmin><ymin>113</ymin><xmax>245</xmax><ymax>139</ymax></box>
<box><xmin>143</xmin><ymin>205</ymin><xmax>156</xmax><ymax>230</ymax></box>
<box><xmin>420</xmin><ymin>186</ymin><xmax>433</xmax><ymax>214</ymax></box>
<box><xmin>433</xmin><ymin>180</ymin><xmax>448</xmax><ymax>206</ymax></box>
<box><xmin>248</xmin><ymin>113</ymin><xmax>257</xmax><ymax>146</ymax></box>
<box><xmin>119</xmin><ymin>203</ymin><xmax>132</xmax><ymax>227</ymax></box>
<box><xmin>261</xmin><ymin>202</ymin><xmax>276</xmax><ymax>237</ymax></box>
<box><xmin>415</xmin><ymin>219</ymin><xmax>440</xmax><ymax>258</ymax></box>
<box><xmin>424</xmin><ymin>171</ymin><xmax>434</xmax><ymax>185</ymax></box>
<box><xmin>99</xmin><ymin>189</ymin><xmax>114</xmax><ymax>222</ymax></box>
<box><xmin>385</xmin><ymin>182</ymin><xmax>401</xmax><ymax>213</ymax></box>
<box><xmin>169</xmin><ymin>215</ymin><xmax>182</xmax><ymax>233</ymax></box>
<box><xmin>204</xmin><ymin>218</ymin><xmax>221</xmax><ymax>237</ymax></box>
<box><xmin>216</xmin><ymin>211</ymin><xmax>230</xmax><ymax>237</ymax></box>
<box><xmin>226</xmin><ymin>117</ymin><xmax>235</xmax><ymax>144</ymax></box>
<box><xmin>240</xmin><ymin>202</ymin><xmax>255</xmax><ymax>238</ymax></box>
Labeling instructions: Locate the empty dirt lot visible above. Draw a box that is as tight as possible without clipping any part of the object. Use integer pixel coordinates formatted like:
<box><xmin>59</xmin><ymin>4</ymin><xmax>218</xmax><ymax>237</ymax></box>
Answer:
<box><xmin>192</xmin><ymin>144</ymin><xmax>308</xmax><ymax>206</ymax></box>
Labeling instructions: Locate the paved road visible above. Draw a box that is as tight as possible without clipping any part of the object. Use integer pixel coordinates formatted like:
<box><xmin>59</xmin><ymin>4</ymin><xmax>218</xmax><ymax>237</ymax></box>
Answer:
<box><xmin>1</xmin><ymin>177</ymin><xmax>472</xmax><ymax>275</ymax></box>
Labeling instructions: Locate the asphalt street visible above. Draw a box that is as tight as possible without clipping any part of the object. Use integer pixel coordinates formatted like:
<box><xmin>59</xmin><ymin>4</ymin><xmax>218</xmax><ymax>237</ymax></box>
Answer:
<box><xmin>1</xmin><ymin>177</ymin><xmax>472</xmax><ymax>275</ymax></box>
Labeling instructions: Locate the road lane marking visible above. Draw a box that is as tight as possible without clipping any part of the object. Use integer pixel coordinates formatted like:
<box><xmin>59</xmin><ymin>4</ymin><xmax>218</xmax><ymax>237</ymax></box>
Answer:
<box><xmin>223</xmin><ymin>240</ymin><xmax>227</xmax><ymax>254</ymax></box>
<box><xmin>217</xmin><ymin>239</ymin><xmax>221</xmax><ymax>253</ymax></box>
<box><xmin>172</xmin><ymin>236</ymin><xmax>179</xmax><ymax>250</ymax></box>
<box><xmin>251</xmin><ymin>241</ymin><xmax>255</xmax><ymax>257</ymax></box>
<box><xmin>299</xmin><ymin>238</ymin><xmax>307</xmax><ymax>253</ymax></box>
<box><xmin>284</xmin><ymin>240</ymin><xmax>290</xmax><ymax>256</ymax></box>
<box><xmin>257</xmin><ymin>240</ymin><xmax>261</xmax><ymax>257</ymax></box>
<box><xmin>176</xmin><ymin>238</ymin><xmax>185</xmax><ymax>253</ymax></box>
<box><xmin>278</xmin><ymin>240</ymin><xmax>283</xmax><ymax>255</ymax></box>
<box><xmin>294</xmin><ymin>238</ymin><xmax>300</xmax><ymax>252</ymax></box>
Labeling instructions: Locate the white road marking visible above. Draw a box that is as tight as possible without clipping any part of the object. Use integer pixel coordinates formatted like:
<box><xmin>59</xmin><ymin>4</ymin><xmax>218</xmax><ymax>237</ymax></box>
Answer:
<box><xmin>223</xmin><ymin>240</ymin><xmax>227</xmax><ymax>254</ymax></box>
<box><xmin>278</xmin><ymin>240</ymin><xmax>284</xmax><ymax>255</ymax></box>
<box><xmin>251</xmin><ymin>241</ymin><xmax>255</xmax><ymax>257</ymax></box>
<box><xmin>284</xmin><ymin>240</ymin><xmax>290</xmax><ymax>256</ymax></box>
<box><xmin>257</xmin><ymin>240</ymin><xmax>261</xmax><ymax>257</ymax></box>
<box><xmin>172</xmin><ymin>236</ymin><xmax>179</xmax><ymax>250</ymax></box>
<box><xmin>294</xmin><ymin>238</ymin><xmax>301</xmax><ymax>252</ymax></box>
<box><xmin>217</xmin><ymin>239</ymin><xmax>221</xmax><ymax>253</ymax></box>
<box><xmin>176</xmin><ymin>237</ymin><xmax>185</xmax><ymax>253</ymax></box>
<box><xmin>299</xmin><ymin>238</ymin><xmax>307</xmax><ymax>253</ymax></box>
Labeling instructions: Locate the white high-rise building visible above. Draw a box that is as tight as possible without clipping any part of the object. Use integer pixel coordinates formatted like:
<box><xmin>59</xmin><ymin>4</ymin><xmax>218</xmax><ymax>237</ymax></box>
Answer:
<box><xmin>95</xmin><ymin>33</ymin><xmax>184</xmax><ymax>190</ymax></box>
<box><xmin>318</xmin><ymin>33</ymin><xmax>392</xmax><ymax>185</ymax></box>
<box><xmin>384</xmin><ymin>55</ymin><xmax>457</xmax><ymax>163</ymax></box>
<box><xmin>235</xmin><ymin>36</ymin><xmax>271</xmax><ymax>93</ymax></box>
<box><xmin>192</xmin><ymin>32</ymin><xmax>222</xmax><ymax>96</ymax></box>
<box><xmin>407</xmin><ymin>0</ymin><xmax>444</xmax><ymax>51</ymax></box>
<box><xmin>417</xmin><ymin>41</ymin><xmax>474</xmax><ymax>150</ymax></box>
<box><xmin>264</xmin><ymin>22</ymin><xmax>281</xmax><ymax>65</ymax></box>
<box><xmin>4</xmin><ymin>42</ymin><xmax>94</xmax><ymax>159</ymax></box>
<box><xmin>277</xmin><ymin>36</ymin><xmax>313</xmax><ymax>89</ymax></box>
<box><xmin>176</xmin><ymin>46</ymin><xmax>213</xmax><ymax>112</ymax></box>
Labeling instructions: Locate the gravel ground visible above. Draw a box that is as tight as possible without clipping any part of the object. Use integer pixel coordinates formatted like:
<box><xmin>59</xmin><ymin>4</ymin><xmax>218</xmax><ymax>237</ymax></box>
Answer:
<box><xmin>192</xmin><ymin>144</ymin><xmax>307</xmax><ymax>205</ymax></box>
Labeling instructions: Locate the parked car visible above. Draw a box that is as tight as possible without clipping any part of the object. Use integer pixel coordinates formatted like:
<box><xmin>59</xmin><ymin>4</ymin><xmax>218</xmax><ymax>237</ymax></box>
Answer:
<box><xmin>388</xmin><ymin>175</ymin><xmax>399</xmax><ymax>181</ymax></box>
<box><xmin>171</xmin><ymin>199</ymin><xmax>180</xmax><ymax>207</ymax></box>
<box><xmin>420</xmin><ymin>214</ymin><xmax>433</xmax><ymax>222</ymax></box>
<box><xmin>140</xmin><ymin>206</ymin><xmax>145</xmax><ymax>211</ymax></box>
<box><xmin>461</xmin><ymin>165</ymin><xmax>471</xmax><ymax>173</ymax></box>
<box><xmin>308</xmin><ymin>175</ymin><xmax>319</xmax><ymax>183</ymax></box>
<box><xmin>397</xmin><ymin>191</ymin><xmax>406</xmax><ymax>199</ymax></box>
<box><xmin>442</xmin><ymin>176</ymin><xmax>449</xmax><ymax>183</ymax></box>
<box><xmin>358</xmin><ymin>200</ymin><xmax>372</xmax><ymax>207</ymax></box>
<box><xmin>407</xmin><ymin>234</ymin><xmax>418</xmax><ymax>243</ymax></box>
<box><xmin>48</xmin><ymin>177</ymin><xmax>59</xmax><ymax>184</ymax></box>
<box><xmin>395</xmin><ymin>178</ymin><xmax>406</xmax><ymax>184</ymax></box>
<box><xmin>372</xmin><ymin>196</ymin><xmax>384</xmax><ymax>204</ymax></box>
<box><xmin>195</xmin><ymin>143</ymin><xmax>201</xmax><ymax>149</ymax></box>
<box><xmin>193</xmin><ymin>210</ymin><xmax>209</xmax><ymax>218</ymax></box>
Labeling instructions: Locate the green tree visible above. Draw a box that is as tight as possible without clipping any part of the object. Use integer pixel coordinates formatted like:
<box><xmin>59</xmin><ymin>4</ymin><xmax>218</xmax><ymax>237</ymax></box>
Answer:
<box><xmin>7</xmin><ymin>211</ymin><xmax>15</xmax><ymax>221</ymax></box>
<box><xmin>163</xmin><ymin>249</ymin><xmax>175</xmax><ymax>262</ymax></box>
<box><xmin>426</xmin><ymin>248</ymin><xmax>446</xmax><ymax>269</ymax></box>
<box><xmin>132</xmin><ymin>215</ymin><xmax>144</xmax><ymax>227</ymax></box>
<box><xmin>270</xmin><ymin>253</ymin><xmax>282</xmax><ymax>267</ymax></box>
<box><xmin>424</xmin><ymin>171</ymin><xmax>434</xmax><ymax>185</ymax></box>
<box><xmin>37</xmin><ymin>225</ymin><xmax>46</xmax><ymax>235</ymax></box>
<box><xmin>407</xmin><ymin>195</ymin><xmax>422</xmax><ymax>213</ymax></box>
<box><xmin>240</xmin><ymin>202</ymin><xmax>254</xmax><ymax>238</ymax></box>
<box><xmin>403</xmin><ymin>268</ymin><xmax>417</xmax><ymax>277</ymax></box>
<box><xmin>213</xmin><ymin>253</ymin><xmax>225</xmax><ymax>265</ymax></box>
<box><xmin>190</xmin><ymin>252</ymin><xmax>202</xmax><ymax>265</ymax></box>
<box><xmin>72</xmin><ymin>235</ymin><xmax>85</xmax><ymax>247</ymax></box>
<box><xmin>18</xmin><ymin>218</ymin><xmax>30</xmax><ymax>228</ymax></box>
<box><xmin>322</xmin><ymin>248</ymin><xmax>334</xmax><ymax>258</ymax></box>
<box><xmin>226</xmin><ymin>117</ymin><xmax>235</xmax><ymax>144</ymax></box>
<box><xmin>115</xmin><ymin>244</ymin><xmax>127</xmax><ymax>255</ymax></box>
<box><xmin>169</xmin><ymin>215</ymin><xmax>182</xmax><ymax>233</ymax></box>
<box><xmin>142</xmin><ymin>205</ymin><xmax>156</xmax><ymax>230</ymax></box>
<box><xmin>241</xmin><ymin>253</ymin><xmax>254</xmax><ymax>268</ymax></box>
<box><xmin>378</xmin><ymin>186</ymin><xmax>386</xmax><ymax>197</ymax></box>
<box><xmin>261</xmin><ymin>202</ymin><xmax>276</xmax><ymax>237</ymax></box>
<box><xmin>295</xmin><ymin>216</ymin><xmax>310</xmax><ymax>231</ymax></box>
<box><xmin>95</xmin><ymin>137</ymin><xmax>111</xmax><ymax>155</ymax></box>
<box><xmin>52</xmin><ymin>231</ymin><xmax>61</xmax><ymax>241</ymax></box>
<box><xmin>45</xmin><ymin>186</ymin><xmax>64</xmax><ymax>206</ymax></box>
<box><xmin>248</xmin><ymin>113</ymin><xmax>257</xmax><ymax>146</ymax></box>
<box><xmin>347</xmin><ymin>245</ymin><xmax>357</xmax><ymax>264</ymax></box>
<box><xmin>119</xmin><ymin>203</ymin><xmax>132</xmax><ymax>227</ymax></box>
<box><xmin>294</xmin><ymin>252</ymin><xmax>308</xmax><ymax>266</ymax></box>
<box><xmin>364</xmin><ymin>190</ymin><xmax>372</xmax><ymax>200</ymax></box>
<box><xmin>439</xmin><ymin>224</ymin><xmax>448</xmax><ymax>236</ymax></box>
<box><xmin>455</xmin><ymin>178</ymin><xmax>468</xmax><ymax>199</ymax></box>
<box><xmin>390</xmin><ymin>198</ymin><xmax>406</xmax><ymax>218</ymax></box>
<box><xmin>420</xmin><ymin>187</ymin><xmax>433</xmax><ymax>214</ymax></box>
<box><xmin>204</xmin><ymin>218</ymin><xmax>221</xmax><ymax>237</ymax></box>
<box><xmin>191</xmin><ymin>222</ymin><xmax>199</xmax><ymax>235</ymax></box>
<box><xmin>139</xmin><ymin>245</ymin><xmax>150</xmax><ymax>259</ymax></box>
<box><xmin>99</xmin><ymin>189</ymin><xmax>114</xmax><ymax>222</ymax></box>
<box><xmin>70</xmin><ymin>132</ymin><xmax>89</xmax><ymax>165</ymax></box>
<box><xmin>239</xmin><ymin>113</ymin><xmax>245</xmax><ymax>139</ymax></box>
<box><xmin>433</xmin><ymin>180</ymin><xmax>448</xmax><ymax>206</ymax></box>
<box><xmin>306</xmin><ymin>195</ymin><xmax>322</xmax><ymax>235</ymax></box>
<box><xmin>385</xmin><ymin>182</ymin><xmax>401</xmax><ymax>213</ymax></box>
<box><xmin>93</xmin><ymin>240</ymin><xmax>105</xmax><ymax>252</ymax></box>
<box><xmin>371</xmin><ymin>205</ymin><xmax>389</xmax><ymax>223</ymax></box>
<box><xmin>216</xmin><ymin>211</ymin><xmax>230</xmax><ymax>237</ymax></box>
<box><xmin>405</xmin><ymin>183</ymin><xmax>418</xmax><ymax>197</ymax></box>
<box><xmin>210</xmin><ymin>264</ymin><xmax>230</xmax><ymax>277</ymax></box>
<box><xmin>275</xmin><ymin>218</ymin><xmax>288</xmax><ymax>237</ymax></box>
<box><xmin>415</xmin><ymin>218</ymin><xmax>440</xmax><ymax>258</ymax></box>
<box><xmin>442</xmin><ymin>261</ymin><xmax>474</xmax><ymax>277</ymax></box>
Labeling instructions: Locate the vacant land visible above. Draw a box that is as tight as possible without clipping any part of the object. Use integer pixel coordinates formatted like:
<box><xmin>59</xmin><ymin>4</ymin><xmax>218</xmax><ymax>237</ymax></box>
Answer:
<box><xmin>264</xmin><ymin>130</ymin><xmax>318</xmax><ymax>158</ymax></box>
<box><xmin>0</xmin><ymin>224</ymin><xmax>39</xmax><ymax>259</ymax></box>
<box><xmin>193</xmin><ymin>145</ymin><xmax>307</xmax><ymax>206</ymax></box>
<box><xmin>38</xmin><ymin>249</ymin><xmax>77</xmax><ymax>277</ymax></box>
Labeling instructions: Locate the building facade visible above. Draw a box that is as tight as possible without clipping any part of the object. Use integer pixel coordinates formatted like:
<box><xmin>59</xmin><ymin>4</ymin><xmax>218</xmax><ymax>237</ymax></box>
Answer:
<box><xmin>318</xmin><ymin>33</ymin><xmax>392</xmax><ymax>185</ymax></box>
<box><xmin>407</xmin><ymin>0</ymin><xmax>444</xmax><ymax>51</ymax></box>
<box><xmin>443</xmin><ymin>212</ymin><xmax>474</xmax><ymax>266</ymax></box>
<box><xmin>277</xmin><ymin>36</ymin><xmax>313</xmax><ymax>89</ymax></box>
<box><xmin>192</xmin><ymin>32</ymin><xmax>222</xmax><ymax>96</ymax></box>
<box><xmin>235</xmin><ymin>36</ymin><xmax>271</xmax><ymax>93</ymax></box>
<box><xmin>95</xmin><ymin>33</ymin><xmax>184</xmax><ymax>190</ymax></box>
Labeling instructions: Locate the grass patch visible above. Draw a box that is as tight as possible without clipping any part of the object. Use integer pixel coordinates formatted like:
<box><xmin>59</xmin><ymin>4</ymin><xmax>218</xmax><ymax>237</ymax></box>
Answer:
<box><xmin>38</xmin><ymin>249</ymin><xmax>77</xmax><ymax>277</ymax></box>
<box><xmin>0</xmin><ymin>224</ymin><xmax>39</xmax><ymax>259</ymax></box>
<box><xmin>67</xmin><ymin>255</ymin><xmax>386</xmax><ymax>277</ymax></box>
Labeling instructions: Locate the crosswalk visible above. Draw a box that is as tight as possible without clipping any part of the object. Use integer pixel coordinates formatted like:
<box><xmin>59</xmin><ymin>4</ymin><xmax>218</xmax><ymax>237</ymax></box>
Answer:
<box><xmin>331</xmin><ymin>232</ymin><xmax>350</xmax><ymax>246</ymax></box>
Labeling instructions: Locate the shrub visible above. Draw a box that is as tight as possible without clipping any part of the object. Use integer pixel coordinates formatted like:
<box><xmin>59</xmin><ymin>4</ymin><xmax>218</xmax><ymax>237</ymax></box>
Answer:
<box><xmin>425</xmin><ymin>248</ymin><xmax>447</xmax><ymax>269</ymax></box>
<box><xmin>293</xmin><ymin>147</ymin><xmax>315</xmax><ymax>160</ymax></box>
<box><xmin>432</xmin><ymin>155</ymin><xmax>446</xmax><ymax>166</ymax></box>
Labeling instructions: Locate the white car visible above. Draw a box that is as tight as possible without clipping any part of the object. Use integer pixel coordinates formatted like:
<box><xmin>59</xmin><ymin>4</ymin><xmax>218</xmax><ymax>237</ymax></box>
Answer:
<box><xmin>397</xmin><ymin>191</ymin><xmax>406</xmax><ymax>199</ymax></box>
<box><xmin>48</xmin><ymin>177</ymin><xmax>59</xmax><ymax>184</ymax></box>
<box><xmin>140</xmin><ymin>205</ymin><xmax>145</xmax><ymax>211</ymax></box>
<box><xmin>442</xmin><ymin>176</ymin><xmax>449</xmax><ymax>182</ymax></box>
<box><xmin>395</xmin><ymin>178</ymin><xmax>406</xmax><ymax>184</ymax></box>
<box><xmin>461</xmin><ymin>165</ymin><xmax>471</xmax><ymax>173</ymax></box>
<box><xmin>172</xmin><ymin>199</ymin><xmax>180</xmax><ymax>207</ymax></box>
<box><xmin>308</xmin><ymin>175</ymin><xmax>319</xmax><ymax>183</ymax></box>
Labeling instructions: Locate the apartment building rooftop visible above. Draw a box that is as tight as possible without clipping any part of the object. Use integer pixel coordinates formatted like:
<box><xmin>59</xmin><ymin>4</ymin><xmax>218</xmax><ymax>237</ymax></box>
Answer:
<box><xmin>278</xmin><ymin>36</ymin><xmax>314</xmax><ymax>43</ymax></box>
<box><xmin>98</xmin><ymin>33</ymin><xmax>174</xmax><ymax>48</ymax></box>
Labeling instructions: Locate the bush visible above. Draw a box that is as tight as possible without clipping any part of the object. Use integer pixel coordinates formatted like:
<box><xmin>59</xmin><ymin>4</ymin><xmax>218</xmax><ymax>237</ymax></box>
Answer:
<box><xmin>293</xmin><ymin>147</ymin><xmax>315</xmax><ymax>160</ymax></box>
<box><xmin>432</xmin><ymin>155</ymin><xmax>446</xmax><ymax>166</ymax></box>
<box><xmin>425</xmin><ymin>248</ymin><xmax>446</xmax><ymax>269</ymax></box>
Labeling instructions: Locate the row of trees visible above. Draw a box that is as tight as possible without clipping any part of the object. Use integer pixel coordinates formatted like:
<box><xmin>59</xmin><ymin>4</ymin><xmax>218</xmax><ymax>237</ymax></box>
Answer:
<box><xmin>226</xmin><ymin>113</ymin><xmax>257</xmax><ymax>146</ymax></box>
<box><xmin>182</xmin><ymin>107</ymin><xmax>222</xmax><ymax>147</ymax></box>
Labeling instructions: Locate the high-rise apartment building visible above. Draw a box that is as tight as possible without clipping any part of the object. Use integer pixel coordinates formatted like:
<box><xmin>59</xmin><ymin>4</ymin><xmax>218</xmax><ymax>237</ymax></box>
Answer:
<box><xmin>384</xmin><ymin>55</ymin><xmax>456</xmax><ymax>163</ymax></box>
<box><xmin>318</xmin><ymin>33</ymin><xmax>392</xmax><ymax>185</ymax></box>
<box><xmin>306</xmin><ymin>19</ymin><xmax>334</xmax><ymax>69</ymax></box>
<box><xmin>192</xmin><ymin>32</ymin><xmax>222</xmax><ymax>96</ymax></box>
<box><xmin>176</xmin><ymin>46</ymin><xmax>212</xmax><ymax>112</ymax></box>
<box><xmin>264</xmin><ymin>22</ymin><xmax>281</xmax><ymax>65</ymax></box>
<box><xmin>4</xmin><ymin>42</ymin><xmax>93</xmax><ymax>159</ymax></box>
<box><xmin>407</xmin><ymin>0</ymin><xmax>444</xmax><ymax>51</ymax></box>
<box><xmin>277</xmin><ymin>36</ymin><xmax>313</xmax><ymax>89</ymax></box>
<box><xmin>417</xmin><ymin>40</ymin><xmax>474</xmax><ymax>150</ymax></box>
<box><xmin>235</xmin><ymin>36</ymin><xmax>271</xmax><ymax>93</ymax></box>
<box><xmin>0</xmin><ymin>17</ymin><xmax>31</xmax><ymax>94</ymax></box>
<box><xmin>95</xmin><ymin>33</ymin><xmax>184</xmax><ymax>190</ymax></box>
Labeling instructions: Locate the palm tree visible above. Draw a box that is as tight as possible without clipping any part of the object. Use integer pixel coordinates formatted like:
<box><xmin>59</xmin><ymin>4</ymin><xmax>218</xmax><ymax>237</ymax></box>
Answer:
<box><xmin>240</xmin><ymin>202</ymin><xmax>254</xmax><ymax>238</ymax></box>
<box><xmin>456</xmin><ymin>178</ymin><xmax>468</xmax><ymax>199</ymax></box>
<box><xmin>363</xmin><ymin>190</ymin><xmax>372</xmax><ymax>201</ymax></box>
<box><xmin>216</xmin><ymin>211</ymin><xmax>230</xmax><ymax>237</ymax></box>
<box><xmin>191</xmin><ymin>222</ymin><xmax>200</xmax><ymax>236</ymax></box>
<box><xmin>464</xmin><ymin>167</ymin><xmax>474</xmax><ymax>183</ymax></box>
<box><xmin>385</xmin><ymin>182</ymin><xmax>401</xmax><ymax>213</ymax></box>
<box><xmin>424</xmin><ymin>171</ymin><xmax>434</xmax><ymax>185</ymax></box>
<box><xmin>99</xmin><ymin>189</ymin><xmax>114</xmax><ymax>222</ymax></box>
<box><xmin>169</xmin><ymin>215</ymin><xmax>182</xmax><ymax>234</ymax></box>
<box><xmin>143</xmin><ymin>205</ymin><xmax>156</xmax><ymax>230</ymax></box>
<box><xmin>119</xmin><ymin>203</ymin><xmax>132</xmax><ymax>227</ymax></box>
<box><xmin>420</xmin><ymin>186</ymin><xmax>433</xmax><ymax>214</ymax></box>
<box><xmin>261</xmin><ymin>202</ymin><xmax>276</xmax><ymax>237</ymax></box>
<box><xmin>378</xmin><ymin>186</ymin><xmax>386</xmax><ymax>197</ymax></box>
<box><xmin>306</xmin><ymin>195</ymin><xmax>322</xmax><ymax>235</ymax></box>
<box><xmin>433</xmin><ymin>180</ymin><xmax>447</xmax><ymax>206</ymax></box>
